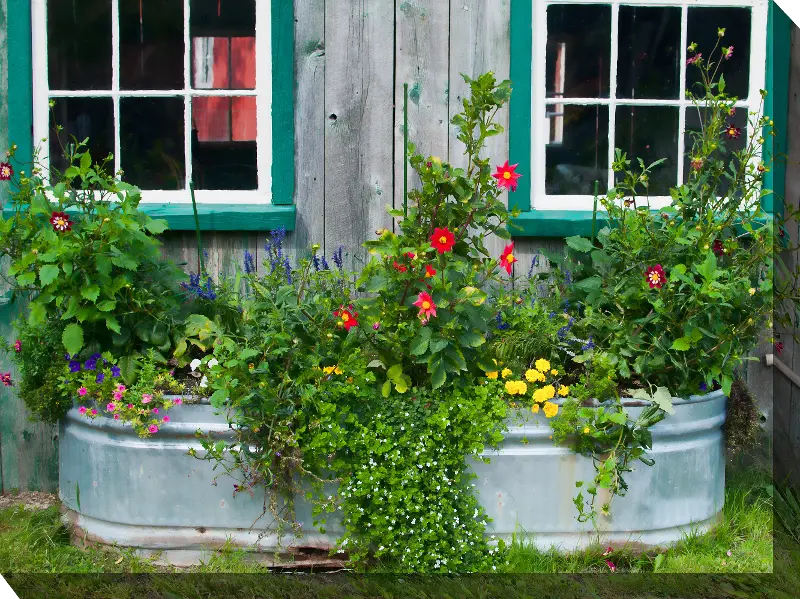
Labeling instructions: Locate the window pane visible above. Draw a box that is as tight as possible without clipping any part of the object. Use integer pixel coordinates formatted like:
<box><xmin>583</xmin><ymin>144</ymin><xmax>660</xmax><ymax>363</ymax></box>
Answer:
<box><xmin>683</xmin><ymin>107</ymin><xmax>748</xmax><ymax>194</ymax></box>
<box><xmin>48</xmin><ymin>0</ymin><xmax>112</xmax><ymax>90</ymax></box>
<box><xmin>120</xmin><ymin>98</ymin><xmax>185</xmax><ymax>189</ymax></box>
<box><xmin>687</xmin><ymin>8</ymin><xmax>751</xmax><ymax>100</ymax></box>
<box><xmin>617</xmin><ymin>6</ymin><xmax>681</xmax><ymax>100</ymax></box>
<box><xmin>192</xmin><ymin>96</ymin><xmax>257</xmax><ymax>190</ymax></box>
<box><xmin>546</xmin><ymin>105</ymin><xmax>609</xmax><ymax>195</ymax></box>
<box><xmin>546</xmin><ymin>5</ymin><xmax>611</xmax><ymax>99</ymax></box>
<box><xmin>615</xmin><ymin>106</ymin><xmax>679</xmax><ymax>196</ymax></box>
<box><xmin>119</xmin><ymin>0</ymin><xmax>184</xmax><ymax>90</ymax></box>
<box><xmin>48</xmin><ymin>98</ymin><xmax>114</xmax><ymax>174</ymax></box>
<box><xmin>191</xmin><ymin>0</ymin><xmax>256</xmax><ymax>90</ymax></box>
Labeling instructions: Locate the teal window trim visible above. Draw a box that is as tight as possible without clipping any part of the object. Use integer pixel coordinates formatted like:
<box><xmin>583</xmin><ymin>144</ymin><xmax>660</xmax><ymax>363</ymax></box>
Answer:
<box><xmin>508</xmin><ymin>0</ymin><xmax>789</xmax><ymax>238</ymax></box>
<box><xmin>5</xmin><ymin>0</ymin><xmax>296</xmax><ymax>230</ymax></box>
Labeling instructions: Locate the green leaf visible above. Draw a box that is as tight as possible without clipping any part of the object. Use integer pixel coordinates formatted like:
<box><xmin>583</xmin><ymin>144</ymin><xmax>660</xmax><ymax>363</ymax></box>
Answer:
<box><xmin>105</xmin><ymin>315</ymin><xmax>122</xmax><ymax>334</ymax></box>
<box><xmin>29</xmin><ymin>302</ymin><xmax>47</xmax><ymax>326</ymax></box>
<box><xmin>565</xmin><ymin>236</ymin><xmax>595</xmax><ymax>253</ymax></box>
<box><xmin>387</xmin><ymin>364</ymin><xmax>403</xmax><ymax>381</ymax></box>
<box><xmin>457</xmin><ymin>329</ymin><xmax>485</xmax><ymax>348</ymax></box>
<box><xmin>696</xmin><ymin>252</ymin><xmax>718</xmax><ymax>282</ymax></box>
<box><xmin>119</xmin><ymin>354</ymin><xmax>140</xmax><ymax>385</ymax></box>
<box><xmin>430</xmin><ymin>363</ymin><xmax>447</xmax><ymax>389</ymax></box>
<box><xmin>381</xmin><ymin>380</ymin><xmax>392</xmax><ymax>398</ymax></box>
<box><xmin>96</xmin><ymin>300</ymin><xmax>117</xmax><ymax>312</ymax></box>
<box><xmin>209</xmin><ymin>389</ymin><xmax>227</xmax><ymax>409</ymax></box>
<box><xmin>718</xmin><ymin>73</ymin><xmax>726</xmax><ymax>93</ymax></box>
<box><xmin>39</xmin><ymin>264</ymin><xmax>60</xmax><ymax>286</ymax></box>
<box><xmin>238</xmin><ymin>348</ymin><xmax>260</xmax><ymax>361</ymax></box>
<box><xmin>409</xmin><ymin>332</ymin><xmax>430</xmax><ymax>356</ymax></box>
<box><xmin>429</xmin><ymin>337</ymin><xmax>449</xmax><ymax>354</ymax></box>
<box><xmin>652</xmin><ymin>387</ymin><xmax>675</xmax><ymax>415</ymax></box>
<box><xmin>144</xmin><ymin>218</ymin><xmax>169</xmax><ymax>235</ymax></box>
<box><xmin>96</xmin><ymin>255</ymin><xmax>112</xmax><ymax>277</ymax></box>
<box><xmin>670</xmin><ymin>337</ymin><xmax>691</xmax><ymax>351</ymax></box>
<box><xmin>81</xmin><ymin>284</ymin><xmax>101</xmax><ymax>303</ymax></box>
<box><xmin>80</xmin><ymin>151</ymin><xmax>92</xmax><ymax>174</ymax></box>
<box><xmin>62</xmin><ymin>323</ymin><xmax>85</xmax><ymax>356</ymax></box>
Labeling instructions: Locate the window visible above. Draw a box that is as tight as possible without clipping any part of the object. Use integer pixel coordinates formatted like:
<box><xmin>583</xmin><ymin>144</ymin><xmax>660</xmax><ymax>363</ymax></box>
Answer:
<box><xmin>32</xmin><ymin>0</ymin><xmax>273</xmax><ymax>204</ymax></box>
<box><xmin>515</xmin><ymin>0</ymin><xmax>770</xmax><ymax>216</ymax></box>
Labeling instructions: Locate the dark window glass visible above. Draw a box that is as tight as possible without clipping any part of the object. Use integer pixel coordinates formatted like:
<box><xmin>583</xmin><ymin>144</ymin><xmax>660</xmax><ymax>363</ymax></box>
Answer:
<box><xmin>191</xmin><ymin>0</ymin><xmax>256</xmax><ymax>89</ymax></box>
<box><xmin>48</xmin><ymin>0</ymin><xmax>112</xmax><ymax>90</ymax></box>
<box><xmin>119</xmin><ymin>0</ymin><xmax>184</xmax><ymax>90</ymax></box>
<box><xmin>48</xmin><ymin>98</ymin><xmax>114</xmax><ymax>174</ymax></box>
<box><xmin>120</xmin><ymin>97</ymin><xmax>185</xmax><ymax>189</ymax></box>
<box><xmin>546</xmin><ymin>5</ymin><xmax>611</xmax><ymax>99</ymax></box>
<box><xmin>546</xmin><ymin>105</ymin><xmax>609</xmax><ymax>195</ymax></box>
<box><xmin>687</xmin><ymin>8</ymin><xmax>751</xmax><ymax>99</ymax></box>
<box><xmin>683</xmin><ymin>107</ymin><xmax>748</xmax><ymax>195</ymax></box>
<box><xmin>617</xmin><ymin>6</ymin><xmax>681</xmax><ymax>100</ymax></box>
<box><xmin>191</xmin><ymin>96</ymin><xmax>257</xmax><ymax>190</ymax></box>
<box><xmin>615</xmin><ymin>106</ymin><xmax>679</xmax><ymax>196</ymax></box>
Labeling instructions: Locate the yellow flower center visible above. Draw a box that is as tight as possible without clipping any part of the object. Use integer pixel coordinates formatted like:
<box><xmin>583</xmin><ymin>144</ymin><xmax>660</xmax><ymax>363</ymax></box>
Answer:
<box><xmin>503</xmin><ymin>171</ymin><xmax>511</xmax><ymax>180</ymax></box>
<box><xmin>422</xmin><ymin>301</ymin><xmax>431</xmax><ymax>309</ymax></box>
<box><xmin>506</xmin><ymin>253</ymin><xmax>515</xmax><ymax>263</ymax></box>
<box><xmin>55</xmin><ymin>218</ymin><xmax>66</xmax><ymax>227</ymax></box>
<box><xmin>649</xmin><ymin>272</ymin><xmax>661</xmax><ymax>284</ymax></box>
<box><xmin>439</xmin><ymin>235</ymin><xmax>447</xmax><ymax>244</ymax></box>
<box><xmin>341</xmin><ymin>313</ymin><xmax>350</xmax><ymax>322</ymax></box>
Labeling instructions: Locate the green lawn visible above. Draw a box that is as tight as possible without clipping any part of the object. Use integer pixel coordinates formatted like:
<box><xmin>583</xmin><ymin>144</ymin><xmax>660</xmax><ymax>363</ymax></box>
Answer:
<box><xmin>1</xmin><ymin>464</ymin><xmax>799</xmax><ymax>599</ymax></box>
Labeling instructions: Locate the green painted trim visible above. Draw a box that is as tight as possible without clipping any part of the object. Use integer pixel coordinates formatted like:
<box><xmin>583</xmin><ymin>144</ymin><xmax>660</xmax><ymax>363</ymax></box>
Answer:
<box><xmin>2</xmin><ymin>204</ymin><xmax>296</xmax><ymax>232</ymax></box>
<box><xmin>509</xmin><ymin>211</ymin><xmax>607</xmax><ymax>238</ymax></box>
<box><xmin>270</xmin><ymin>0</ymin><xmax>295</xmax><ymax>205</ymax></box>
<box><xmin>764</xmin><ymin>0</ymin><xmax>790</xmax><ymax>216</ymax></box>
<box><xmin>509</xmin><ymin>0</ymin><xmax>533</xmax><ymax>212</ymax></box>
<box><xmin>8</xmin><ymin>0</ymin><xmax>33</xmax><ymax>175</ymax></box>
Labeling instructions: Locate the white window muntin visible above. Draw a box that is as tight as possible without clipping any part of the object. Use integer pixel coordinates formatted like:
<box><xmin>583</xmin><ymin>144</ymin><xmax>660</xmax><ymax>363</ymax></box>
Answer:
<box><xmin>530</xmin><ymin>0</ymin><xmax>769</xmax><ymax>211</ymax></box>
<box><xmin>31</xmin><ymin>0</ymin><xmax>273</xmax><ymax>205</ymax></box>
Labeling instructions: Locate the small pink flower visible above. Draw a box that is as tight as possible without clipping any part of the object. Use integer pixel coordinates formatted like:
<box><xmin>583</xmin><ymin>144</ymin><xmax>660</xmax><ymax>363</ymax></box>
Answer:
<box><xmin>723</xmin><ymin>46</ymin><xmax>734</xmax><ymax>60</ymax></box>
<box><xmin>163</xmin><ymin>416</ymin><xmax>171</xmax><ymax>423</ymax></box>
<box><xmin>148</xmin><ymin>424</ymin><xmax>159</xmax><ymax>434</ymax></box>
<box><xmin>142</xmin><ymin>393</ymin><xmax>153</xmax><ymax>404</ymax></box>
<box><xmin>106</xmin><ymin>403</ymin><xmax>116</xmax><ymax>412</ymax></box>
<box><xmin>602</xmin><ymin>546</ymin><xmax>613</xmax><ymax>557</ymax></box>
<box><xmin>174</xmin><ymin>398</ymin><xmax>182</xmax><ymax>405</ymax></box>
<box><xmin>113</xmin><ymin>392</ymin><xmax>123</xmax><ymax>401</ymax></box>
<box><xmin>78</xmin><ymin>386</ymin><xmax>88</xmax><ymax>396</ymax></box>
<box><xmin>117</xmin><ymin>384</ymin><xmax>126</xmax><ymax>393</ymax></box>
<box><xmin>91</xmin><ymin>408</ymin><xmax>98</xmax><ymax>416</ymax></box>
<box><xmin>127</xmin><ymin>403</ymin><xmax>134</xmax><ymax>409</ymax></box>
<box><xmin>13</xmin><ymin>340</ymin><xmax>21</xmax><ymax>353</ymax></box>
<box><xmin>113</xmin><ymin>414</ymin><xmax>120</xmax><ymax>420</ymax></box>
<box><xmin>686</xmin><ymin>53</ymin><xmax>702</xmax><ymax>66</ymax></box>
<box><xmin>152</xmin><ymin>407</ymin><xmax>159</xmax><ymax>414</ymax></box>
<box><xmin>373</xmin><ymin>322</ymin><xmax>380</xmax><ymax>331</ymax></box>
<box><xmin>78</xmin><ymin>406</ymin><xmax>88</xmax><ymax>415</ymax></box>
<box><xmin>726</xmin><ymin>550</ymin><xmax>732</xmax><ymax>557</ymax></box>
<box><xmin>605</xmin><ymin>560</ymin><xmax>616</xmax><ymax>573</ymax></box>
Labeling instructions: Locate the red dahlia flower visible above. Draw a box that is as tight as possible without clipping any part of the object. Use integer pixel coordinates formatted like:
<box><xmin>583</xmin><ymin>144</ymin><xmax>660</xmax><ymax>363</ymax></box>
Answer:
<box><xmin>499</xmin><ymin>242</ymin><xmax>517</xmax><ymax>274</ymax></box>
<box><xmin>0</xmin><ymin>372</ymin><xmax>12</xmax><ymax>387</ymax></box>
<box><xmin>0</xmin><ymin>162</ymin><xmax>13</xmax><ymax>181</ymax></box>
<box><xmin>425</xmin><ymin>264</ymin><xmax>437</xmax><ymax>278</ymax></box>
<box><xmin>430</xmin><ymin>227</ymin><xmax>456</xmax><ymax>254</ymax></box>
<box><xmin>334</xmin><ymin>305</ymin><xmax>358</xmax><ymax>331</ymax></box>
<box><xmin>492</xmin><ymin>161</ymin><xmax>522</xmax><ymax>192</ymax></box>
<box><xmin>724</xmin><ymin>123</ymin><xmax>741</xmax><ymax>139</ymax></box>
<box><xmin>413</xmin><ymin>292</ymin><xmax>437</xmax><ymax>320</ymax></box>
<box><xmin>393</xmin><ymin>260</ymin><xmax>408</xmax><ymax>273</ymax></box>
<box><xmin>645</xmin><ymin>264</ymin><xmax>666</xmax><ymax>289</ymax></box>
<box><xmin>50</xmin><ymin>211</ymin><xmax>73</xmax><ymax>232</ymax></box>
<box><xmin>712</xmin><ymin>240</ymin><xmax>725</xmax><ymax>257</ymax></box>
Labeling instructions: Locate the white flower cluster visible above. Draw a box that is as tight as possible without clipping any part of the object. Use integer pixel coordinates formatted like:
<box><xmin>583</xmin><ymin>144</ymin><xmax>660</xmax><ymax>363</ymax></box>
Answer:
<box><xmin>189</xmin><ymin>356</ymin><xmax>219</xmax><ymax>389</ymax></box>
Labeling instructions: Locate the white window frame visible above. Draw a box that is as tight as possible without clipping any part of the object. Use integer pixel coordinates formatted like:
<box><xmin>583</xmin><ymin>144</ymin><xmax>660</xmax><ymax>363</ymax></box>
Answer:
<box><xmin>31</xmin><ymin>0</ymin><xmax>273</xmax><ymax>205</ymax></box>
<box><xmin>530</xmin><ymin>0</ymin><xmax>769</xmax><ymax>212</ymax></box>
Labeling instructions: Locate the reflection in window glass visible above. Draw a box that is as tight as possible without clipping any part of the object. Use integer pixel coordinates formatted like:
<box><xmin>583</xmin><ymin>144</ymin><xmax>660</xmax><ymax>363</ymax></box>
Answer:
<box><xmin>687</xmin><ymin>8</ymin><xmax>751</xmax><ymax>99</ymax></box>
<box><xmin>119</xmin><ymin>0</ymin><xmax>184</xmax><ymax>90</ymax></box>
<box><xmin>546</xmin><ymin>4</ymin><xmax>611</xmax><ymax>99</ymax></box>
<box><xmin>48</xmin><ymin>98</ymin><xmax>115</xmax><ymax>174</ymax></box>
<box><xmin>683</xmin><ymin>108</ymin><xmax>748</xmax><ymax>195</ymax></box>
<box><xmin>48</xmin><ymin>0</ymin><xmax>112</xmax><ymax>90</ymax></box>
<box><xmin>191</xmin><ymin>0</ymin><xmax>256</xmax><ymax>90</ymax></box>
<box><xmin>192</xmin><ymin>96</ymin><xmax>257</xmax><ymax>190</ymax></box>
<box><xmin>615</xmin><ymin>106</ymin><xmax>679</xmax><ymax>196</ymax></box>
<box><xmin>617</xmin><ymin>6</ymin><xmax>681</xmax><ymax>100</ymax></box>
<box><xmin>120</xmin><ymin>98</ymin><xmax>185</xmax><ymax>190</ymax></box>
<box><xmin>546</xmin><ymin>105</ymin><xmax>609</xmax><ymax>195</ymax></box>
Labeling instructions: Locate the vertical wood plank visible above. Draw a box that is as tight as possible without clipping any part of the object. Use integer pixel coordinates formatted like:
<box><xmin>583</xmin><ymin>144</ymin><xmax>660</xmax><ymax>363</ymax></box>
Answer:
<box><xmin>324</xmin><ymin>0</ymin><xmax>395</xmax><ymax>271</ymax></box>
<box><xmin>448</xmin><ymin>0</ymin><xmax>511</xmax><ymax>260</ymax></box>
<box><xmin>394</xmin><ymin>0</ymin><xmax>450</xmax><ymax>209</ymax></box>
<box><xmin>291</xmin><ymin>0</ymin><xmax>326</xmax><ymax>257</ymax></box>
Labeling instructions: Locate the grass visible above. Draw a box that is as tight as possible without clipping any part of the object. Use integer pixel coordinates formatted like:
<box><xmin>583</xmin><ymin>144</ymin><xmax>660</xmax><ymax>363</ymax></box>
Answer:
<box><xmin>1</xmin><ymin>463</ymin><xmax>799</xmax><ymax>598</ymax></box>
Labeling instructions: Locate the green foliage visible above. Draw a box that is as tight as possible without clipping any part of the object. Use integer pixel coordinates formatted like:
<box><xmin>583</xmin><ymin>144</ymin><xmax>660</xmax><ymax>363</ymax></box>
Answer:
<box><xmin>0</xmin><ymin>140</ymin><xmax>187</xmax><ymax>364</ymax></box>
<box><xmin>550</xmin><ymin>41</ymin><xmax>773</xmax><ymax>399</ymax></box>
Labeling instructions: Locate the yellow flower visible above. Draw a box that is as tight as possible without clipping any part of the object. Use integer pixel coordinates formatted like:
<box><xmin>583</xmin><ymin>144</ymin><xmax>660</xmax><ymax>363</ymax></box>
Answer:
<box><xmin>486</xmin><ymin>371</ymin><xmax>499</xmax><ymax>380</ymax></box>
<box><xmin>505</xmin><ymin>380</ymin><xmax>528</xmax><ymax>396</ymax></box>
<box><xmin>501</xmin><ymin>368</ymin><xmax>513</xmax><ymax>379</ymax></box>
<box><xmin>334</xmin><ymin>366</ymin><xmax>343</xmax><ymax>375</ymax></box>
<box><xmin>531</xmin><ymin>404</ymin><xmax>540</xmax><ymax>414</ymax></box>
<box><xmin>748</xmin><ymin>287</ymin><xmax>756</xmax><ymax>296</ymax></box>
<box><xmin>558</xmin><ymin>385</ymin><xmax>570</xmax><ymax>397</ymax></box>
<box><xmin>551</xmin><ymin>369</ymin><xmax>558</xmax><ymax>376</ymax></box>
<box><xmin>543</xmin><ymin>402</ymin><xmax>559</xmax><ymax>418</ymax></box>
<box><xmin>525</xmin><ymin>369</ymin><xmax>545</xmax><ymax>383</ymax></box>
<box><xmin>322</xmin><ymin>366</ymin><xmax>336</xmax><ymax>375</ymax></box>
<box><xmin>583</xmin><ymin>426</ymin><xmax>591</xmax><ymax>434</ymax></box>
<box><xmin>535</xmin><ymin>358</ymin><xmax>551</xmax><ymax>373</ymax></box>
<box><xmin>542</xmin><ymin>385</ymin><xmax>556</xmax><ymax>400</ymax></box>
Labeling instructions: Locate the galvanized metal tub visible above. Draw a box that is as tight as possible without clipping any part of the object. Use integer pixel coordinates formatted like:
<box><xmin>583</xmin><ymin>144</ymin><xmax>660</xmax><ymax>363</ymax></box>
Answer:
<box><xmin>59</xmin><ymin>390</ymin><xmax>726</xmax><ymax>562</ymax></box>
<box><xmin>471</xmin><ymin>390</ymin><xmax>728</xmax><ymax>550</ymax></box>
